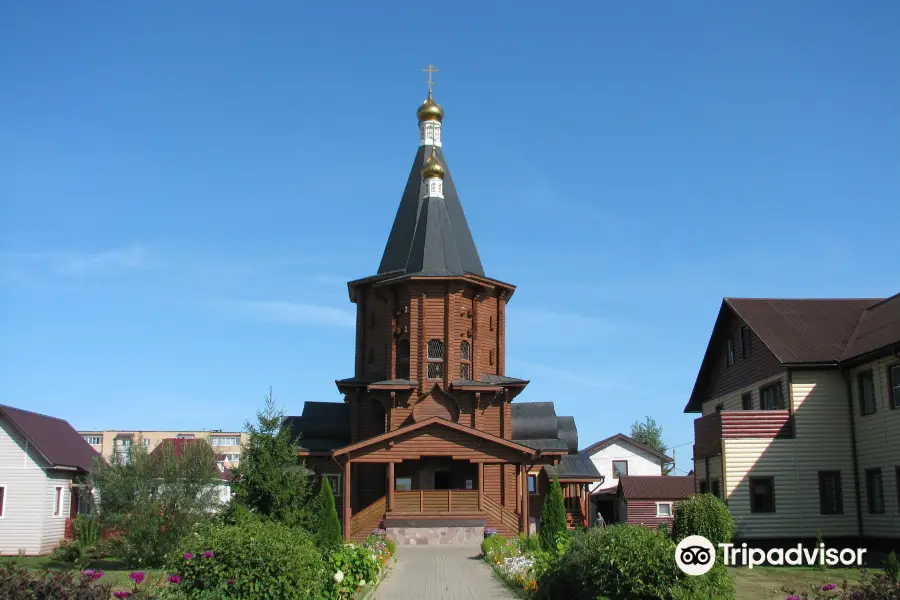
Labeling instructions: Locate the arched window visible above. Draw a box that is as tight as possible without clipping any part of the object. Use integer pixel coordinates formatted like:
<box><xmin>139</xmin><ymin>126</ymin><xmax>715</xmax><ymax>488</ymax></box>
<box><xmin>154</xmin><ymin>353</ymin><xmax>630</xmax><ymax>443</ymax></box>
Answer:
<box><xmin>460</xmin><ymin>340</ymin><xmax>471</xmax><ymax>380</ymax></box>
<box><xmin>427</xmin><ymin>339</ymin><xmax>444</xmax><ymax>379</ymax></box>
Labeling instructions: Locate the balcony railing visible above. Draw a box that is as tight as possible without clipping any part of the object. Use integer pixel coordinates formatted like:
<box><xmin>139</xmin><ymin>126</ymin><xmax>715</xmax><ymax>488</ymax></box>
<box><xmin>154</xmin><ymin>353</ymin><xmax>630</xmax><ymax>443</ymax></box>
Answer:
<box><xmin>694</xmin><ymin>410</ymin><xmax>793</xmax><ymax>458</ymax></box>
<box><xmin>392</xmin><ymin>489</ymin><xmax>480</xmax><ymax>513</ymax></box>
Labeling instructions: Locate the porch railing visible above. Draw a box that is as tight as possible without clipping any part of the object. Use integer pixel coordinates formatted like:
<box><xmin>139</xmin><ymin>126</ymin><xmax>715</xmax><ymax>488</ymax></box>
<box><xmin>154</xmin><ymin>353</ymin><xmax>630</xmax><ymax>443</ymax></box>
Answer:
<box><xmin>393</xmin><ymin>490</ymin><xmax>479</xmax><ymax>513</ymax></box>
<box><xmin>349</xmin><ymin>496</ymin><xmax>385</xmax><ymax>541</ymax></box>
<box><xmin>482</xmin><ymin>494</ymin><xmax>520</xmax><ymax>535</ymax></box>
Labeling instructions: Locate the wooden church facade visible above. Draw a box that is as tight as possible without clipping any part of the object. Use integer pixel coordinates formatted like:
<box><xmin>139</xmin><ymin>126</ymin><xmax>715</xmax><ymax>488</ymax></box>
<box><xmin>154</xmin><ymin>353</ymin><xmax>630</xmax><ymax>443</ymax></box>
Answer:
<box><xmin>287</xmin><ymin>85</ymin><xmax>601</xmax><ymax>541</ymax></box>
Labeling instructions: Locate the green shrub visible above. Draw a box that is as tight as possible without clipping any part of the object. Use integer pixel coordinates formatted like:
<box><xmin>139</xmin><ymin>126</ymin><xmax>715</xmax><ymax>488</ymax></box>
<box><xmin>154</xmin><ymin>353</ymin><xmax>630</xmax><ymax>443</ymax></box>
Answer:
<box><xmin>166</xmin><ymin>518</ymin><xmax>327</xmax><ymax>600</ymax></box>
<box><xmin>0</xmin><ymin>561</ymin><xmax>113</xmax><ymax>600</ymax></box>
<box><xmin>656</xmin><ymin>521</ymin><xmax>670</xmax><ymax>535</ymax></box>
<box><xmin>671</xmin><ymin>493</ymin><xmax>734</xmax><ymax>545</ymax></box>
<box><xmin>328</xmin><ymin>543</ymin><xmax>384</xmax><ymax>599</ymax></box>
<box><xmin>313</xmin><ymin>477</ymin><xmax>343</xmax><ymax>551</ymax></box>
<box><xmin>538</xmin><ymin>524</ymin><xmax>734</xmax><ymax>600</ymax></box>
<box><xmin>539</xmin><ymin>478</ymin><xmax>567</xmax><ymax>552</ymax></box>
<box><xmin>518</xmin><ymin>533</ymin><xmax>541</xmax><ymax>553</ymax></box>
<box><xmin>74</xmin><ymin>515</ymin><xmax>100</xmax><ymax>549</ymax></box>
<box><xmin>886</xmin><ymin>551</ymin><xmax>899</xmax><ymax>583</ymax></box>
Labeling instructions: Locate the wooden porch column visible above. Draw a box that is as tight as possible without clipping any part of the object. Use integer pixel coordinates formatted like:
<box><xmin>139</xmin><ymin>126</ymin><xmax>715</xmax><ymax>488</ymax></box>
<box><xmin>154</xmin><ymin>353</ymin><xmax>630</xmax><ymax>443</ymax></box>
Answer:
<box><xmin>516</xmin><ymin>464</ymin><xmax>521</xmax><ymax>513</ymax></box>
<box><xmin>343</xmin><ymin>459</ymin><xmax>351</xmax><ymax>541</ymax></box>
<box><xmin>521</xmin><ymin>465</ymin><xmax>529</xmax><ymax>535</ymax></box>
<box><xmin>387</xmin><ymin>462</ymin><xmax>395</xmax><ymax>512</ymax></box>
<box><xmin>477</xmin><ymin>462</ymin><xmax>484</xmax><ymax>511</ymax></box>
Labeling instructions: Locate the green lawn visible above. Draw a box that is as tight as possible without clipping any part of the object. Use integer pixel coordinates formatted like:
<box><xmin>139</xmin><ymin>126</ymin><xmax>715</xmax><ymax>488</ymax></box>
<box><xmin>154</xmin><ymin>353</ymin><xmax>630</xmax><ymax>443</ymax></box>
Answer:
<box><xmin>731</xmin><ymin>565</ymin><xmax>883</xmax><ymax>600</ymax></box>
<box><xmin>0</xmin><ymin>555</ymin><xmax>166</xmax><ymax>589</ymax></box>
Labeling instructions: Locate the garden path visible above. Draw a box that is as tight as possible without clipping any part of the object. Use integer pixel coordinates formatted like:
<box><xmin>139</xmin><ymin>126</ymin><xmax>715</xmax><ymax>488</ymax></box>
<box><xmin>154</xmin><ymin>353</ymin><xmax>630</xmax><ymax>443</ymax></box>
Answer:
<box><xmin>369</xmin><ymin>546</ymin><xmax>518</xmax><ymax>600</ymax></box>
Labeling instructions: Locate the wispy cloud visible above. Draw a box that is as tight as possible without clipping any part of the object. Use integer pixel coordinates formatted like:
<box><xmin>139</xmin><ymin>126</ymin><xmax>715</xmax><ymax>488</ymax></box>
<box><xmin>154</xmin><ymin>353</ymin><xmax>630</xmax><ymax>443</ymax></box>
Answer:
<box><xmin>508</xmin><ymin>358</ymin><xmax>655</xmax><ymax>395</ymax></box>
<box><xmin>5</xmin><ymin>245</ymin><xmax>150</xmax><ymax>276</ymax></box>
<box><xmin>220</xmin><ymin>299</ymin><xmax>355</xmax><ymax>329</ymax></box>
<box><xmin>508</xmin><ymin>308</ymin><xmax>631</xmax><ymax>345</ymax></box>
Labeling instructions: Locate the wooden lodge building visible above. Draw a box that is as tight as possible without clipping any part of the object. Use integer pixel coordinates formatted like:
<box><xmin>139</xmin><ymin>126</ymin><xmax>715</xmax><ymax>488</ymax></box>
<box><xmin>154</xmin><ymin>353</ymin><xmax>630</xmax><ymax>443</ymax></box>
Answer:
<box><xmin>285</xmin><ymin>86</ymin><xmax>602</xmax><ymax>542</ymax></box>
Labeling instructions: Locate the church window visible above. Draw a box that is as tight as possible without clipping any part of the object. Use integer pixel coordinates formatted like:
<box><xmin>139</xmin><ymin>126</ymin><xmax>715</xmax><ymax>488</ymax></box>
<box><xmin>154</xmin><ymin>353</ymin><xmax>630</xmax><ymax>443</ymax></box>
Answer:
<box><xmin>460</xmin><ymin>341</ymin><xmax>471</xmax><ymax>380</ymax></box>
<box><xmin>397</xmin><ymin>339</ymin><xmax>410</xmax><ymax>379</ymax></box>
<box><xmin>427</xmin><ymin>339</ymin><xmax>444</xmax><ymax>379</ymax></box>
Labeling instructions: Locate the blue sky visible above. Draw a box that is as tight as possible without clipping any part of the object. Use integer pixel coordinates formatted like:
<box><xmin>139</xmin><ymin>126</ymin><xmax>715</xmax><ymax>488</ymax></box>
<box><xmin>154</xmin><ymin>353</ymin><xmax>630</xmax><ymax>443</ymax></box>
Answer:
<box><xmin>2</xmin><ymin>2</ymin><xmax>898</xmax><ymax>474</ymax></box>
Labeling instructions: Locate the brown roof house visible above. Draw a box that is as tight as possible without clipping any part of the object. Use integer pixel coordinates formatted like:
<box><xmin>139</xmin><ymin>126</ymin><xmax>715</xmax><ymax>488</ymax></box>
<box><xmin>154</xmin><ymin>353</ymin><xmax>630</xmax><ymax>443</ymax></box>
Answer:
<box><xmin>0</xmin><ymin>405</ymin><xmax>98</xmax><ymax>555</ymax></box>
<box><xmin>686</xmin><ymin>294</ymin><xmax>900</xmax><ymax>544</ymax></box>
<box><xmin>279</xmin><ymin>86</ymin><xmax>601</xmax><ymax>544</ymax></box>
<box><xmin>616</xmin><ymin>476</ymin><xmax>695</xmax><ymax>532</ymax></box>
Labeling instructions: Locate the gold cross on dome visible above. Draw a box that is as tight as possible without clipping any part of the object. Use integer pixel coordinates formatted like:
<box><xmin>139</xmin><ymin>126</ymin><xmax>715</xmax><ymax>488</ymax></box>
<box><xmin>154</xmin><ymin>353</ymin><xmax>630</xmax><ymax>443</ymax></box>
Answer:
<box><xmin>422</xmin><ymin>64</ymin><xmax>439</xmax><ymax>93</ymax></box>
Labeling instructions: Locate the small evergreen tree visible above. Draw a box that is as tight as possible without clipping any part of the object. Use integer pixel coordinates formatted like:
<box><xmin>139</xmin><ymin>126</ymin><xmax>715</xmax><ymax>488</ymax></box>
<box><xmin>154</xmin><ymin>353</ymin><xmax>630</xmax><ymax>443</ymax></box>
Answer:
<box><xmin>229</xmin><ymin>387</ymin><xmax>313</xmax><ymax>528</ymax></box>
<box><xmin>540</xmin><ymin>477</ymin><xmax>567</xmax><ymax>552</ymax></box>
<box><xmin>314</xmin><ymin>476</ymin><xmax>342</xmax><ymax>550</ymax></box>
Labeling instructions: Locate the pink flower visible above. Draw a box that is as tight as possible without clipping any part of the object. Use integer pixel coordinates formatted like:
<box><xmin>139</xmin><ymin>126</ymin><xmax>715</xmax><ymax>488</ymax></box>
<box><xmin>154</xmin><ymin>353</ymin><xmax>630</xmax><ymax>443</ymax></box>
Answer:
<box><xmin>168</xmin><ymin>574</ymin><xmax>182</xmax><ymax>584</ymax></box>
<box><xmin>203</xmin><ymin>551</ymin><xmax>215</xmax><ymax>558</ymax></box>
<box><xmin>128</xmin><ymin>572</ymin><xmax>145</xmax><ymax>585</ymax></box>
<box><xmin>93</xmin><ymin>570</ymin><xmax>104</xmax><ymax>580</ymax></box>
<box><xmin>183</xmin><ymin>552</ymin><xmax>194</xmax><ymax>560</ymax></box>
<box><xmin>786</xmin><ymin>596</ymin><xmax>801</xmax><ymax>600</ymax></box>
<box><xmin>227</xmin><ymin>579</ymin><xmax>236</xmax><ymax>585</ymax></box>
<box><xmin>822</xmin><ymin>583</ymin><xmax>837</xmax><ymax>591</ymax></box>
<box><xmin>113</xmin><ymin>592</ymin><xmax>132</xmax><ymax>599</ymax></box>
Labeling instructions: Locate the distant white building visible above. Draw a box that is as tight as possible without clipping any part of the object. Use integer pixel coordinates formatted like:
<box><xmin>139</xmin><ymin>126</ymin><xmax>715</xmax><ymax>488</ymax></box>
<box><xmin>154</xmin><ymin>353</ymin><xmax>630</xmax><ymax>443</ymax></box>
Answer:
<box><xmin>0</xmin><ymin>405</ymin><xmax>99</xmax><ymax>555</ymax></box>
<box><xmin>581</xmin><ymin>433</ymin><xmax>673</xmax><ymax>525</ymax></box>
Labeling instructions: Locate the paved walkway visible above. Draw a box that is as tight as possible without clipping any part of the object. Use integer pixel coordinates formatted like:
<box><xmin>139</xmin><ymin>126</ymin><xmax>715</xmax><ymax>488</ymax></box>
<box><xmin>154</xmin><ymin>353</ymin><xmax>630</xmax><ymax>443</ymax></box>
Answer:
<box><xmin>370</xmin><ymin>546</ymin><xmax>518</xmax><ymax>599</ymax></box>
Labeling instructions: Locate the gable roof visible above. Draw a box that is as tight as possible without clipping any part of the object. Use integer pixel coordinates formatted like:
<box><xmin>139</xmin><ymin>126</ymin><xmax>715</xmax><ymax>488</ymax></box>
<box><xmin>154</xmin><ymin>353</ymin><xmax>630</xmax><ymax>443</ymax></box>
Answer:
<box><xmin>377</xmin><ymin>145</ymin><xmax>485</xmax><ymax>278</ymax></box>
<box><xmin>581</xmin><ymin>433</ymin><xmax>673</xmax><ymax>463</ymax></box>
<box><xmin>0</xmin><ymin>404</ymin><xmax>98</xmax><ymax>472</ymax></box>
<box><xmin>332</xmin><ymin>416</ymin><xmax>536</xmax><ymax>457</ymax></box>
<box><xmin>617</xmin><ymin>476</ymin><xmax>694</xmax><ymax>500</ymax></box>
<box><xmin>283</xmin><ymin>401</ymin><xmax>351</xmax><ymax>453</ymax></box>
<box><xmin>544</xmin><ymin>453</ymin><xmax>603</xmax><ymax>481</ymax></box>
<box><xmin>685</xmin><ymin>295</ymin><xmax>900</xmax><ymax>412</ymax></box>
<box><xmin>511</xmin><ymin>402</ymin><xmax>578</xmax><ymax>454</ymax></box>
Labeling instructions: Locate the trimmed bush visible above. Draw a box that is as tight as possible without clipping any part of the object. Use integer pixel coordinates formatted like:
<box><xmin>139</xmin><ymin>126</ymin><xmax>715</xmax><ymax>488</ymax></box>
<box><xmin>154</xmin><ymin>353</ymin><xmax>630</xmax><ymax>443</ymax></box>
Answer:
<box><xmin>886</xmin><ymin>551</ymin><xmax>899</xmax><ymax>583</ymax></box>
<box><xmin>0</xmin><ymin>562</ymin><xmax>112</xmax><ymax>600</ymax></box>
<box><xmin>314</xmin><ymin>476</ymin><xmax>343</xmax><ymax>551</ymax></box>
<box><xmin>166</xmin><ymin>518</ymin><xmax>327</xmax><ymax>600</ymax></box>
<box><xmin>539</xmin><ymin>478</ymin><xmax>567</xmax><ymax>552</ymax></box>
<box><xmin>671</xmin><ymin>493</ymin><xmax>734</xmax><ymax>545</ymax></box>
<box><xmin>538</xmin><ymin>524</ymin><xmax>734</xmax><ymax>600</ymax></box>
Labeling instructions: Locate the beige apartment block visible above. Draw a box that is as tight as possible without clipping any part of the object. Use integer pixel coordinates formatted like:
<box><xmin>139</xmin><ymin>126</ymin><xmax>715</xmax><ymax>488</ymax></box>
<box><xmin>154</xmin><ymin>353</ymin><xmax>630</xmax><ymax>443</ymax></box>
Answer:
<box><xmin>78</xmin><ymin>430</ymin><xmax>248</xmax><ymax>467</ymax></box>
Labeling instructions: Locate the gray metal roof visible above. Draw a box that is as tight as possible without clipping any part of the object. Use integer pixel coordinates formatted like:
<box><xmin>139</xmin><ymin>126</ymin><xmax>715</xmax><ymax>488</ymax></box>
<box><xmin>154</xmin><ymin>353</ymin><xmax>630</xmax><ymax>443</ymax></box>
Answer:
<box><xmin>481</xmin><ymin>374</ymin><xmax>528</xmax><ymax>385</ymax></box>
<box><xmin>514</xmin><ymin>439</ymin><xmax>569</xmax><ymax>451</ymax></box>
<box><xmin>511</xmin><ymin>402</ymin><xmax>558</xmax><ymax>440</ymax></box>
<box><xmin>283</xmin><ymin>401</ymin><xmax>350</xmax><ymax>449</ymax></box>
<box><xmin>377</xmin><ymin>145</ymin><xmax>485</xmax><ymax>278</ymax></box>
<box><xmin>556</xmin><ymin>416</ymin><xmax>578</xmax><ymax>453</ymax></box>
<box><xmin>544</xmin><ymin>453</ymin><xmax>603</xmax><ymax>480</ymax></box>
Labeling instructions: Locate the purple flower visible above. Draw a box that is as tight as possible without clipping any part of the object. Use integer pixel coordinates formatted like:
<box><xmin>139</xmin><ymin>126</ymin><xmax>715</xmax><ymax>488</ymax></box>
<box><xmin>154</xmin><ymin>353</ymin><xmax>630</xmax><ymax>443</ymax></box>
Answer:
<box><xmin>93</xmin><ymin>570</ymin><xmax>104</xmax><ymax>581</ymax></box>
<box><xmin>227</xmin><ymin>579</ymin><xmax>236</xmax><ymax>586</ymax></box>
<box><xmin>80</xmin><ymin>569</ymin><xmax>96</xmax><ymax>579</ymax></box>
<box><xmin>786</xmin><ymin>596</ymin><xmax>801</xmax><ymax>600</ymax></box>
<box><xmin>128</xmin><ymin>572</ymin><xmax>145</xmax><ymax>585</ymax></box>
<box><xmin>822</xmin><ymin>583</ymin><xmax>837</xmax><ymax>591</ymax></box>
<box><xmin>113</xmin><ymin>592</ymin><xmax>132</xmax><ymax>599</ymax></box>
<box><xmin>183</xmin><ymin>552</ymin><xmax>194</xmax><ymax>560</ymax></box>
<box><xmin>203</xmin><ymin>551</ymin><xmax>215</xmax><ymax>558</ymax></box>
<box><xmin>168</xmin><ymin>574</ymin><xmax>182</xmax><ymax>584</ymax></box>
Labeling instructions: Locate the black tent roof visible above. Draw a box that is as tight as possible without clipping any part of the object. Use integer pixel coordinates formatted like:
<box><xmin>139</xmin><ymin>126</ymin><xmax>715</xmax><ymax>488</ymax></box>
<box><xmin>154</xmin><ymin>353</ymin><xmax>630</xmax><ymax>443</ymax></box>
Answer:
<box><xmin>283</xmin><ymin>402</ymin><xmax>350</xmax><ymax>451</ymax></box>
<box><xmin>377</xmin><ymin>145</ymin><xmax>484</xmax><ymax>278</ymax></box>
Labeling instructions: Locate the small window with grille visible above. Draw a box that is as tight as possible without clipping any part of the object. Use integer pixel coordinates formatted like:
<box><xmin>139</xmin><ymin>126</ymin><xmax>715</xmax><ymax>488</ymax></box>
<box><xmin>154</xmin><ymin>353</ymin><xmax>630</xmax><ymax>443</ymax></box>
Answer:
<box><xmin>427</xmin><ymin>339</ymin><xmax>444</xmax><ymax>379</ymax></box>
<box><xmin>460</xmin><ymin>341</ymin><xmax>471</xmax><ymax>380</ymax></box>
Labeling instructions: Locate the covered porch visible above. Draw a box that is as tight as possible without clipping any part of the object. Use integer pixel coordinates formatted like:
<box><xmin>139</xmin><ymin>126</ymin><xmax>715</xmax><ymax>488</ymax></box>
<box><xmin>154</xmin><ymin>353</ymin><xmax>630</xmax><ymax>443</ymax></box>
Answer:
<box><xmin>332</xmin><ymin>417</ymin><xmax>540</xmax><ymax>541</ymax></box>
<box><xmin>543</xmin><ymin>454</ymin><xmax>605</xmax><ymax>529</ymax></box>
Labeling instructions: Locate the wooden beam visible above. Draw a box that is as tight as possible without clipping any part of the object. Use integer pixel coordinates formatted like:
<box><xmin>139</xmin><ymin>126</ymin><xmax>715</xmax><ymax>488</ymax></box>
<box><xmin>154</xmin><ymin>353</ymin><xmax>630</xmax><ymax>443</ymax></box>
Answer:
<box><xmin>515</xmin><ymin>464</ymin><xmax>521</xmax><ymax>513</ymax></box>
<box><xmin>343</xmin><ymin>459</ymin><xmax>351</xmax><ymax>541</ymax></box>
<box><xmin>387</xmin><ymin>462</ymin><xmax>395</xmax><ymax>512</ymax></box>
<box><xmin>521</xmin><ymin>464</ymin><xmax>529</xmax><ymax>535</ymax></box>
<box><xmin>478</xmin><ymin>462</ymin><xmax>484</xmax><ymax>511</ymax></box>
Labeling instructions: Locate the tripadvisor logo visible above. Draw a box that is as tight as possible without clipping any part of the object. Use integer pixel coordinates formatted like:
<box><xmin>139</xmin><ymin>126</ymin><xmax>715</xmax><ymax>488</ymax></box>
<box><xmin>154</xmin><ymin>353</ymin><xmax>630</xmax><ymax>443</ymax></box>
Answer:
<box><xmin>675</xmin><ymin>536</ymin><xmax>868</xmax><ymax>576</ymax></box>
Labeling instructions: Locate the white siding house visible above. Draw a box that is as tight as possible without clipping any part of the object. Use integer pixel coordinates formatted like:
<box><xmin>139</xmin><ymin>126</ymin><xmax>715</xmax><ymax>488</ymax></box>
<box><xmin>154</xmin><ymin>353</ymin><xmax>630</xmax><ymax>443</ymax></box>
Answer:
<box><xmin>0</xmin><ymin>405</ymin><xmax>97</xmax><ymax>555</ymax></box>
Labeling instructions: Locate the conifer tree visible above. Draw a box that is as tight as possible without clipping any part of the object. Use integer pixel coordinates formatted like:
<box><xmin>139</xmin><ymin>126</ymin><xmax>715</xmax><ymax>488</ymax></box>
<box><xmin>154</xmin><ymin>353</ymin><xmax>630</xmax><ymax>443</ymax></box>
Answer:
<box><xmin>540</xmin><ymin>477</ymin><xmax>567</xmax><ymax>552</ymax></box>
<box><xmin>315</xmin><ymin>475</ymin><xmax>343</xmax><ymax>549</ymax></box>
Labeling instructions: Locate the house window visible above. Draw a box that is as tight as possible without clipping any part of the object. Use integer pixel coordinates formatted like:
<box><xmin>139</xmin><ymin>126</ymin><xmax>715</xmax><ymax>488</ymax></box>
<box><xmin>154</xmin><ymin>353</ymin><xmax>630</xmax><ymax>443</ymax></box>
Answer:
<box><xmin>710</xmin><ymin>479</ymin><xmax>721</xmax><ymax>498</ymax></box>
<box><xmin>83</xmin><ymin>435</ymin><xmax>102</xmax><ymax>446</ymax></box>
<box><xmin>818</xmin><ymin>471</ymin><xmax>843</xmax><ymax>515</ymax></box>
<box><xmin>865</xmin><ymin>468</ymin><xmax>884</xmax><ymax>514</ymax></box>
<box><xmin>143</xmin><ymin>439</ymin><xmax>151</xmax><ymax>447</ymax></box>
<box><xmin>224</xmin><ymin>453</ymin><xmax>241</xmax><ymax>463</ymax></box>
<box><xmin>116</xmin><ymin>438</ymin><xmax>133</xmax><ymax>447</ymax></box>
<box><xmin>896</xmin><ymin>467</ymin><xmax>900</xmax><ymax>512</ymax></box>
<box><xmin>0</xmin><ymin>486</ymin><xmax>5</xmax><ymax>517</ymax></box>
<box><xmin>741</xmin><ymin>326</ymin><xmax>752</xmax><ymax>358</ymax></box>
<box><xmin>324</xmin><ymin>474</ymin><xmax>342</xmax><ymax>496</ymax></box>
<box><xmin>749</xmin><ymin>477</ymin><xmax>775</xmax><ymax>513</ymax></box>
<box><xmin>612</xmin><ymin>461</ymin><xmax>628</xmax><ymax>479</ymax></box>
<box><xmin>211</xmin><ymin>437</ymin><xmax>241</xmax><ymax>447</ymax></box>
<box><xmin>176</xmin><ymin>434</ymin><xmax>195</xmax><ymax>439</ymax></box>
<box><xmin>75</xmin><ymin>489</ymin><xmax>92</xmax><ymax>515</ymax></box>
<box><xmin>53</xmin><ymin>486</ymin><xmax>63</xmax><ymax>517</ymax></box>
<box><xmin>889</xmin><ymin>364</ymin><xmax>900</xmax><ymax>409</ymax></box>
<box><xmin>460</xmin><ymin>340</ymin><xmax>471</xmax><ymax>380</ymax></box>
<box><xmin>397</xmin><ymin>339</ymin><xmax>410</xmax><ymax>380</ymax></box>
<box><xmin>858</xmin><ymin>370</ymin><xmax>877</xmax><ymax>416</ymax></box>
<box><xmin>656</xmin><ymin>502</ymin><xmax>673</xmax><ymax>517</ymax></box>
<box><xmin>528</xmin><ymin>474</ymin><xmax>538</xmax><ymax>495</ymax></box>
<box><xmin>698</xmin><ymin>480</ymin><xmax>709</xmax><ymax>494</ymax></box>
<box><xmin>427</xmin><ymin>339</ymin><xmax>444</xmax><ymax>378</ymax></box>
<box><xmin>741</xmin><ymin>392</ymin><xmax>753</xmax><ymax>411</ymax></box>
<box><xmin>725</xmin><ymin>337</ymin><xmax>735</xmax><ymax>367</ymax></box>
<box><xmin>395</xmin><ymin>477</ymin><xmax>412</xmax><ymax>491</ymax></box>
<box><xmin>760</xmin><ymin>382</ymin><xmax>785</xmax><ymax>410</ymax></box>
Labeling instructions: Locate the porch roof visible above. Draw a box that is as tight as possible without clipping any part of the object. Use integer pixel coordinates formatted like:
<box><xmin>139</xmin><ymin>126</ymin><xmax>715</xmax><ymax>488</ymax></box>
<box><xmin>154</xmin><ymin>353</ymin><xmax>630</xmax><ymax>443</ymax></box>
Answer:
<box><xmin>543</xmin><ymin>453</ymin><xmax>603</xmax><ymax>481</ymax></box>
<box><xmin>332</xmin><ymin>417</ymin><xmax>538</xmax><ymax>458</ymax></box>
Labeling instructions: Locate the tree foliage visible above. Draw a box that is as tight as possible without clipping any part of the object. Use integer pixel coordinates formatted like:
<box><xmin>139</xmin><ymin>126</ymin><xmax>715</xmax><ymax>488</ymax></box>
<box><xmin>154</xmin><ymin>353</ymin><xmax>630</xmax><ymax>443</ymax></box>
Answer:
<box><xmin>91</xmin><ymin>435</ymin><xmax>221</xmax><ymax>567</ymax></box>
<box><xmin>313</xmin><ymin>476</ymin><xmax>343</xmax><ymax>550</ymax></box>
<box><xmin>630</xmin><ymin>416</ymin><xmax>673</xmax><ymax>474</ymax></box>
<box><xmin>229</xmin><ymin>387</ymin><xmax>313</xmax><ymax>528</ymax></box>
<box><xmin>671</xmin><ymin>493</ymin><xmax>734</xmax><ymax>545</ymax></box>
<box><xmin>539</xmin><ymin>477</ymin><xmax>567</xmax><ymax>552</ymax></box>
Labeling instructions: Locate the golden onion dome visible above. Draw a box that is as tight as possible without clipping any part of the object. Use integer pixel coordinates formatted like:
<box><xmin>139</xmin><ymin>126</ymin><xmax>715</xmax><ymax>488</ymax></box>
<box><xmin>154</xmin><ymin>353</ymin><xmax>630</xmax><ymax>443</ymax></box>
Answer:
<box><xmin>417</xmin><ymin>91</ymin><xmax>444</xmax><ymax>122</ymax></box>
<box><xmin>422</xmin><ymin>151</ymin><xmax>445</xmax><ymax>179</ymax></box>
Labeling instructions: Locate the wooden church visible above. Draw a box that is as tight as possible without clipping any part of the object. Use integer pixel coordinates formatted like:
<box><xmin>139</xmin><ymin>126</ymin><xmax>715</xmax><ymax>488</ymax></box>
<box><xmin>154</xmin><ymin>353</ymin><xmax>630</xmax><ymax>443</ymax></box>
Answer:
<box><xmin>286</xmin><ymin>76</ymin><xmax>601</xmax><ymax>542</ymax></box>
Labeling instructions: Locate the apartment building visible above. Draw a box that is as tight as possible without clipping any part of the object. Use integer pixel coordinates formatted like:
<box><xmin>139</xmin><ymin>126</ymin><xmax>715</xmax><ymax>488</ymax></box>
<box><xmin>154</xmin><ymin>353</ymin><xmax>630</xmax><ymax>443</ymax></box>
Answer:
<box><xmin>78</xmin><ymin>430</ymin><xmax>247</xmax><ymax>468</ymax></box>
<box><xmin>685</xmin><ymin>294</ymin><xmax>899</xmax><ymax>544</ymax></box>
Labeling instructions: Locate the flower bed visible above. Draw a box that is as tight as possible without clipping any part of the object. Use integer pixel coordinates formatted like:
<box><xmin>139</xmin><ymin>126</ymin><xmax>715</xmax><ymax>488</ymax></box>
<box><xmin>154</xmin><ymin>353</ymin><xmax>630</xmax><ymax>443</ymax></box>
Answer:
<box><xmin>328</xmin><ymin>534</ymin><xmax>396</xmax><ymax>599</ymax></box>
<box><xmin>481</xmin><ymin>534</ymin><xmax>544</xmax><ymax>597</ymax></box>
